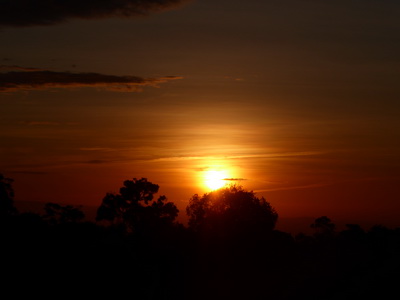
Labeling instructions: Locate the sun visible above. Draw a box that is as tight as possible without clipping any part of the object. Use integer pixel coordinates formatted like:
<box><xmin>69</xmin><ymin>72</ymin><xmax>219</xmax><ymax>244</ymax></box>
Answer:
<box><xmin>204</xmin><ymin>170</ymin><xmax>229</xmax><ymax>190</ymax></box>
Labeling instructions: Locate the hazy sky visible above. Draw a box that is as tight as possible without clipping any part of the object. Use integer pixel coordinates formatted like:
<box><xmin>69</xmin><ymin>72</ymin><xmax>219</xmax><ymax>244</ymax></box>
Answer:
<box><xmin>1</xmin><ymin>0</ymin><xmax>400</xmax><ymax>226</ymax></box>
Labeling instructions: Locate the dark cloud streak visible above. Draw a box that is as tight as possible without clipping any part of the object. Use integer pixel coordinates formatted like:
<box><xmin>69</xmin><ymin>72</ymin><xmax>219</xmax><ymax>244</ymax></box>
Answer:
<box><xmin>0</xmin><ymin>0</ymin><xmax>190</xmax><ymax>27</ymax></box>
<box><xmin>11</xmin><ymin>171</ymin><xmax>48</xmax><ymax>175</ymax></box>
<box><xmin>0</xmin><ymin>66</ymin><xmax>182</xmax><ymax>92</ymax></box>
<box><xmin>21</xmin><ymin>121</ymin><xmax>60</xmax><ymax>126</ymax></box>
<box><xmin>0</xmin><ymin>65</ymin><xmax>45</xmax><ymax>72</ymax></box>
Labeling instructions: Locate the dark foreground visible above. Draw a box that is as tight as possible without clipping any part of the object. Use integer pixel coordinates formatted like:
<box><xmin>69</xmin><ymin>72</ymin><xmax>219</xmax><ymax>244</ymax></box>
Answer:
<box><xmin>3</xmin><ymin>214</ymin><xmax>400</xmax><ymax>300</ymax></box>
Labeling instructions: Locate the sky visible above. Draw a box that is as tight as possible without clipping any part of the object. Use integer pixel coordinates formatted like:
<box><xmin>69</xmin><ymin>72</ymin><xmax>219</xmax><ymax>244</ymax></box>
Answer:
<box><xmin>1</xmin><ymin>0</ymin><xmax>400</xmax><ymax>228</ymax></box>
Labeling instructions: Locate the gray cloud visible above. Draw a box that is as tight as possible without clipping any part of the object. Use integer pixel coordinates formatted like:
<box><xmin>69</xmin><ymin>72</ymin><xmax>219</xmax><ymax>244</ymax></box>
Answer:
<box><xmin>0</xmin><ymin>66</ymin><xmax>182</xmax><ymax>92</ymax></box>
<box><xmin>0</xmin><ymin>0</ymin><xmax>190</xmax><ymax>27</ymax></box>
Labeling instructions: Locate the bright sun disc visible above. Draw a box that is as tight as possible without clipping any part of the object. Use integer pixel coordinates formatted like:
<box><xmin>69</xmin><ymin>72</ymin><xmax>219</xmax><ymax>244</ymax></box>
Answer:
<box><xmin>204</xmin><ymin>170</ymin><xmax>228</xmax><ymax>190</ymax></box>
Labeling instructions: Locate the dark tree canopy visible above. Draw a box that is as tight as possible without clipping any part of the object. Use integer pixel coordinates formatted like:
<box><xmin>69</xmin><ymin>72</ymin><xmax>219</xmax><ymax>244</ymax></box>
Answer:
<box><xmin>311</xmin><ymin>216</ymin><xmax>336</xmax><ymax>238</ymax></box>
<box><xmin>43</xmin><ymin>202</ymin><xmax>85</xmax><ymax>225</ymax></box>
<box><xmin>96</xmin><ymin>177</ymin><xmax>179</xmax><ymax>233</ymax></box>
<box><xmin>0</xmin><ymin>173</ymin><xmax>17</xmax><ymax>218</ymax></box>
<box><xmin>186</xmin><ymin>185</ymin><xmax>278</xmax><ymax>237</ymax></box>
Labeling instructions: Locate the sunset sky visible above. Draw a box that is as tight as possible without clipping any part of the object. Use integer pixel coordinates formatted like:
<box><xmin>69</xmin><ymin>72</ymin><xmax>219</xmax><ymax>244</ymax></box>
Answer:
<box><xmin>1</xmin><ymin>0</ymin><xmax>400</xmax><ymax>228</ymax></box>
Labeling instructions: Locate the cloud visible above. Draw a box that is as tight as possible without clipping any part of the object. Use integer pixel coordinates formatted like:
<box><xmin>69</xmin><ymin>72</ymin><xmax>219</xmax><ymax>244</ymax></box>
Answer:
<box><xmin>79</xmin><ymin>147</ymin><xmax>115</xmax><ymax>152</ymax></box>
<box><xmin>151</xmin><ymin>151</ymin><xmax>325</xmax><ymax>163</ymax></box>
<box><xmin>0</xmin><ymin>65</ymin><xmax>45</xmax><ymax>72</ymax></box>
<box><xmin>0</xmin><ymin>66</ymin><xmax>182</xmax><ymax>92</ymax></box>
<box><xmin>223</xmin><ymin>178</ymin><xmax>246</xmax><ymax>181</ymax></box>
<box><xmin>21</xmin><ymin>121</ymin><xmax>60</xmax><ymax>126</ymax></box>
<box><xmin>19</xmin><ymin>120</ymin><xmax>79</xmax><ymax>126</ymax></box>
<box><xmin>255</xmin><ymin>183</ymin><xmax>333</xmax><ymax>193</ymax></box>
<box><xmin>86</xmin><ymin>160</ymin><xmax>109</xmax><ymax>164</ymax></box>
<box><xmin>254</xmin><ymin>177</ymin><xmax>393</xmax><ymax>193</ymax></box>
<box><xmin>0</xmin><ymin>0</ymin><xmax>190</xmax><ymax>27</ymax></box>
<box><xmin>11</xmin><ymin>171</ymin><xmax>49</xmax><ymax>175</ymax></box>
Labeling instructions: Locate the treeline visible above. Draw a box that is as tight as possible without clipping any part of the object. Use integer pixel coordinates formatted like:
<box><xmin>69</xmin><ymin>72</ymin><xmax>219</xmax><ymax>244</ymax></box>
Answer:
<box><xmin>1</xmin><ymin>174</ymin><xmax>400</xmax><ymax>299</ymax></box>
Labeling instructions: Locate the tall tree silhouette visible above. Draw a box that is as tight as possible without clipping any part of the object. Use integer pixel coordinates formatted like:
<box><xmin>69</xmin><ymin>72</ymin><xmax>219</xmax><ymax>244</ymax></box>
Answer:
<box><xmin>186</xmin><ymin>184</ymin><xmax>278</xmax><ymax>238</ymax></box>
<box><xmin>0</xmin><ymin>173</ymin><xmax>17</xmax><ymax>218</ymax></box>
<box><xmin>96</xmin><ymin>177</ymin><xmax>178</xmax><ymax>233</ymax></box>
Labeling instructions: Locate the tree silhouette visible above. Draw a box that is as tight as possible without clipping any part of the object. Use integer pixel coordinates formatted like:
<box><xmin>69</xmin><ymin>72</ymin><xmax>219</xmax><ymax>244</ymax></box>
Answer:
<box><xmin>186</xmin><ymin>184</ymin><xmax>278</xmax><ymax>237</ymax></box>
<box><xmin>0</xmin><ymin>173</ymin><xmax>17</xmax><ymax>218</ymax></box>
<box><xmin>96</xmin><ymin>177</ymin><xmax>179</xmax><ymax>233</ymax></box>
<box><xmin>311</xmin><ymin>216</ymin><xmax>336</xmax><ymax>238</ymax></box>
<box><xmin>43</xmin><ymin>202</ymin><xmax>85</xmax><ymax>225</ymax></box>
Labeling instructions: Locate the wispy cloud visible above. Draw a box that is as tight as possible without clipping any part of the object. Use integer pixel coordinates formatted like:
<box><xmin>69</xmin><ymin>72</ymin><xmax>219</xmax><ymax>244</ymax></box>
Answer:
<box><xmin>255</xmin><ymin>183</ymin><xmax>333</xmax><ymax>193</ymax></box>
<box><xmin>79</xmin><ymin>147</ymin><xmax>115</xmax><ymax>152</ymax></box>
<box><xmin>0</xmin><ymin>0</ymin><xmax>191</xmax><ymax>27</ymax></box>
<box><xmin>254</xmin><ymin>176</ymin><xmax>397</xmax><ymax>193</ymax></box>
<box><xmin>10</xmin><ymin>171</ymin><xmax>49</xmax><ymax>175</ymax></box>
<box><xmin>21</xmin><ymin>121</ymin><xmax>60</xmax><ymax>126</ymax></box>
<box><xmin>86</xmin><ymin>160</ymin><xmax>109</xmax><ymax>164</ymax></box>
<box><xmin>150</xmin><ymin>151</ymin><xmax>325</xmax><ymax>162</ymax></box>
<box><xmin>0</xmin><ymin>66</ymin><xmax>182</xmax><ymax>92</ymax></box>
<box><xmin>0</xmin><ymin>65</ymin><xmax>46</xmax><ymax>72</ymax></box>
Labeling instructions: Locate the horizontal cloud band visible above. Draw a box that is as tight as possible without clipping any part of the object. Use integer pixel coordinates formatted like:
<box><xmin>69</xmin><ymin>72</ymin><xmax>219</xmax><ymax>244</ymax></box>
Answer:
<box><xmin>0</xmin><ymin>0</ymin><xmax>189</xmax><ymax>27</ymax></box>
<box><xmin>0</xmin><ymin>67</ymin><xmax>182</xmax><ymax>92</ymax></box>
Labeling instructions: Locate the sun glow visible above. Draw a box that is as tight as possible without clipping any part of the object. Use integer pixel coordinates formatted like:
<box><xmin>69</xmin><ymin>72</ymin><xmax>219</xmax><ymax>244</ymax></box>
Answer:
<box><xmin>204</xmin><ymin>170</ymin><xmax>229</xmax><ymax>190</ymax></box>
